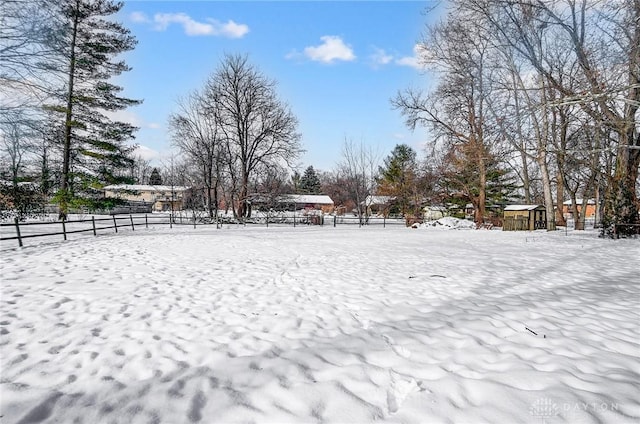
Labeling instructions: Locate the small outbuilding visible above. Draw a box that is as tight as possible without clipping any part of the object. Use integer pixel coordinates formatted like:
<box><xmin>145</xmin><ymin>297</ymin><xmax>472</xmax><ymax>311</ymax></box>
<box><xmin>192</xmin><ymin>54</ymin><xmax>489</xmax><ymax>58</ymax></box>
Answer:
<box><xmin>503</xmin><ymin>205</ymin><xmax>547</xmax><ymax>231</ymax></box>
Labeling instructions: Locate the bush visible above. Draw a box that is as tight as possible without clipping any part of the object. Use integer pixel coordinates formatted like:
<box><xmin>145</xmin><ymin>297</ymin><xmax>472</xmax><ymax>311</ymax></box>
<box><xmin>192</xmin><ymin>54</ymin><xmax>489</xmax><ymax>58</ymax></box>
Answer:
<box><xmin>0</xmin><ymin>184</ymin><xmax>46</xmax><ymax>221</ymax></box>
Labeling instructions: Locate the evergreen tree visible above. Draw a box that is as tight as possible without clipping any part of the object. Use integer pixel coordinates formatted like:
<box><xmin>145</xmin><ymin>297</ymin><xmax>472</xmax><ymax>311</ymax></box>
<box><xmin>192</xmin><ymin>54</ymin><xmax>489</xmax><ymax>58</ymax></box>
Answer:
<box><xmin>149</xmin><ymin>167</ymin><xmax>163</xmax><ymax>185</ymax></box>
<box><xmin>47</xmin><ymin>0</ymin><xmax>141</xmax><ymax>219</ymax></box>
<box><xmin>299</xmin><ymin>165</ymin><xmax>321</xmax><ymax>194</ymax></box>
<box><xmin>377</xmin><ymin>144</ymin><xmax>419</xmax><ymax>216</ymax></box>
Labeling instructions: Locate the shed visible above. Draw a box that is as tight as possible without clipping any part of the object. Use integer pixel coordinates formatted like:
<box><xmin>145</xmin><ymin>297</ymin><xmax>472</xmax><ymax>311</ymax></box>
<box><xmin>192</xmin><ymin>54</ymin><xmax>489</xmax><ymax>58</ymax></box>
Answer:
<box><xmin>503</xmin><ymin>205</ymin><xmax>547</xmax><ymax>231</ymax></box>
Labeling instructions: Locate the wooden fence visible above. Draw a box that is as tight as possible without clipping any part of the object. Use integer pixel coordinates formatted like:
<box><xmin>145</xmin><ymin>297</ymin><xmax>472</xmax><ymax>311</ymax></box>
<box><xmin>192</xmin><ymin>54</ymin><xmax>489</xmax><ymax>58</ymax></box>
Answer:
<box><xmin>0</xmin><ymin>213</ymin><xmax>407</xmax><ymax>248</ymax></box>
<box><xmin>0</xmin><ymin>214</ymin><xmax>172</xmax><ymax>248</ymax></box>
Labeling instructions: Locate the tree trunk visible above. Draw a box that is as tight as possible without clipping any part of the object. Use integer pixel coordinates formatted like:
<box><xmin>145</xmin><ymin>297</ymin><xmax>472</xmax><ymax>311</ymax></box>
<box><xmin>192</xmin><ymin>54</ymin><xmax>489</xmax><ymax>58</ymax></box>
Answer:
<box><xmin>521</xmin><ymin>149</ymin><xmax>532</xmax><ymax>204</ymax></box>
<box><xmin>603</xmin><ymin>129</ymin><xmax>640</xmax><ymax>236</ymax></box>
<box><xmin>59</xmin><ymin>2</ymin><xmax>80</xmax><ymax>221</ymax></box>
<box><xmin>475</xmin><ymin>155</ymin><xmax>487</xmax><ymax>224</ymax></box>
<box><xmin>555</xmin><ymin>168</ymin><xmax>566</xmax><ymax>227</ymax></box>
<box><xmin>537</xmin><ymin>150</ymin><xmax>556</xmax><ymax>231</ymax></box>
<box><xmin>569</xmin><ymin>193</ymin><xmax>582</xmax><ymax>230</ymax></box>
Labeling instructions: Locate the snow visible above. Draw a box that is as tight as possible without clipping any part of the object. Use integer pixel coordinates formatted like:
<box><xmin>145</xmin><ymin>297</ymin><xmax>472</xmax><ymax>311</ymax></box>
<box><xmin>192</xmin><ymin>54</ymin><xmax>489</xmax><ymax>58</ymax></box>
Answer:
<box><xmin>416</xmin><ymin>216</ymin><xmax>477</xmax><ymax>229</ymax></box>
<box><xmin>504</xmin><ymin>205</ymin><xmax>543</xmax><ymax>211</ymax></box>
<box><xmin>103</xmin><ymin>184</ymin><xmax>189</xmax><ymax>192</ymax></box>
<box><xmin>1</xmin><ymin>226</ymin><xmax>639</xmax><ymax>423</ymax></box>
<box><xmin>278</xmin><ymin>194</ymin><xmax>334</xmax><ymax>205</ymax></box>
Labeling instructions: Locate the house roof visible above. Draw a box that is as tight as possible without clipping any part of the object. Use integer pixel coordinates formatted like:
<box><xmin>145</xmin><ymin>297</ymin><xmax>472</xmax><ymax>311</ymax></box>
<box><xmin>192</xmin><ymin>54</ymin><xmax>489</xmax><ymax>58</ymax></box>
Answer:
<box><xmin>504</xmin><ymin>204</ymin><xmax>544</xmax><ymax>211</ymax></box>
<box><xmin>278</xmin><ymin>194</ymin><xmax>334</xmax><ymax>205</ymax></box>
<box><xmin>562</xmin><ymin>199</ymin><xmax>596</xmax><ymax>205</ymax></box>
<box><xmin>103</xmin><ymin>184</ymin><xmax>188</xmax><ymax>192</ymax></box>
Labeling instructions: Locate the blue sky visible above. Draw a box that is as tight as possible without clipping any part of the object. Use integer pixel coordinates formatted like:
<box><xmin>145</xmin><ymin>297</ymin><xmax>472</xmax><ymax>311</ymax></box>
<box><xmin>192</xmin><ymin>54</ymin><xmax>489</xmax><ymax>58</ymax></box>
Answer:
<box><xmin>115</xmin><ymin>1</ymin><xmax>443</xmax><ymax>173</ymax></box>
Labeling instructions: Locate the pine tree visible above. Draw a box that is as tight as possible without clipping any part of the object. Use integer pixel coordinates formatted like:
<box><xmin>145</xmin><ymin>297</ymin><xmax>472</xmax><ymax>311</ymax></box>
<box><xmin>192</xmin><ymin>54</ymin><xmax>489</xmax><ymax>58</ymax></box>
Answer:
<box><xmin>149</xmin><ymin>168</ymin><xmax>163</xmax><ymax>185</ymax></box>
<box><xmin>377</xmin><ymin>144</ymin><xmax>418</xmax><ymax>216</ymax></box>
<box><xmin>48</xmin><ymin>0</ymin><xmax>141</xmax><ymax>219</ymax></box>
<box><xmin>299</xmin><ymin>165</ymin><xmax>321</xmax><ymax>194</ymax></box>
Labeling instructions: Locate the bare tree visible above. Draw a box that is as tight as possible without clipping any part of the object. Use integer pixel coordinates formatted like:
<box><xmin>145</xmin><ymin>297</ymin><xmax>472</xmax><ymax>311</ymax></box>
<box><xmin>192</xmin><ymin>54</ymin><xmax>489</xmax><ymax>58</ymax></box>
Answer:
<box><xmin>203</xmin><ymin>54</ymin><xmax>301</xmax><ymax>218</ymax></box>
<box><xmin>338</xmin><ymin>139</ymin><xmax>380</xmax><ymax>225</ymax></box>
<box><xmin>170</xmin><ymin>91</ymin><xmax>225</xmax><ymax>219</ymax></box>
<box><xmin>393</xmin><ymin>11</ymin><xmax>503</xmax><ymax>225</ymax></box>
<box><xmin>0</xmin><ymin>112</ymin><xmax>36</xmax><ymax>191</ymax></box>
<box><xmin>463</xmin><ymin>0</ymin><xmax>639</xmax><ymax>234</ymax></box>
<box><xmin>0</xmin><ymin>0</ymin><xmax>62</xmax><ymax>112</ymax></box>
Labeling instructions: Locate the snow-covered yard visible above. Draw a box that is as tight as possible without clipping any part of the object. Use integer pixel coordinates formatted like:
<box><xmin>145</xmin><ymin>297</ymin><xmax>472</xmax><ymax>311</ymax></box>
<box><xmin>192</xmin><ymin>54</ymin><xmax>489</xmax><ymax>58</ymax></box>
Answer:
<box><xmin>1</xmin><ymin>226</ymin><xmax>638</xmax><ymax>423</ymax></box>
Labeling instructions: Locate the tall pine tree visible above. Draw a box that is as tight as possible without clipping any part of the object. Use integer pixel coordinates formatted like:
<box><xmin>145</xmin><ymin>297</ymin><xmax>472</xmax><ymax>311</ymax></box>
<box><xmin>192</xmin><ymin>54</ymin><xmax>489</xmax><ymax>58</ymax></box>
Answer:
<box><xmin>377</xmin><ymin>144</ymin><xmax>419</xmax><ymax>216</ymax></box>
<box><xmin>48</xmin><ymin>0</ymin><xmax>141</xmax><ymax>218</ymax></box>
<box><xmin>149</xmin><ymin>168</ymin><xmax>163</xmax><ymax>185</ymax></box>
<box><xmin>299</xmin><ymin>166</ymin><xmax>321</xmax><ymax>194</ymax></box>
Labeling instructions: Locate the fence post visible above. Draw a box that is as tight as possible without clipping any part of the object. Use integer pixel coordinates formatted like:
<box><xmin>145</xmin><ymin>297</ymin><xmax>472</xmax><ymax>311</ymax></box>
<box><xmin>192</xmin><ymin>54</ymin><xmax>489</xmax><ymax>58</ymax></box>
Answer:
<box><xmin>145</xmin><ymin>214</ymin><xmax>148</xmax><ymax>229</ymax></box>
<box><xmin>113</xmin><ymin>215</ymin><xmax>118</xmax><ymax>233</ymax></box>
<box><xmin>14</xmin><ymin>217</ymin><xmax>23</xmax><ymax>247</ymax></box>
<box><xmin>130</xmin><ymin>214</ymin><xmax>135</xmax><ymax>231</ymax></box>
<box><xmin>92</xmin><ymin>216</ymin><xmax>97</xmax><ymax>236</ymax></box>
<box><xmin>170</xmin><ymin>213</ymin><xmax>173</xmax><ymax>229</ymax></box>
<box><xmin>62</xmin><ymin>219</ymin><xmax>67</xmax><ymax>241</ymax></box>
<box><xmin>334</xmin><ymin>215</ymin><xmax>336</xmax><ymax>227</ymax></box>
<box><xmin>193</xmin><ymin>211</ymin><xmax>196</xmax><ymax>229</ymax></box>
<box><xmin>383</xmin><ymin>216</ymin><xmax>386</xmax><ymax>228</ymax></box>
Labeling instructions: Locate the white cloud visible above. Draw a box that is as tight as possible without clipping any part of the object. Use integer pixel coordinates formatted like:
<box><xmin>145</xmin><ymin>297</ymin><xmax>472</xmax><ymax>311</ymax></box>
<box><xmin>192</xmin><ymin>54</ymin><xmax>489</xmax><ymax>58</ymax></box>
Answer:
<box><xmin>396</xmin><ymin>44</ymin><xmax>428</xmax><ymax>70</ymax></box>
<box><xmin>130</xmin><ymin>11</ymin><xmax>150</xmax><ymax>24</ymax></box>
<box><xmin>302</xmin><ymin>36</ymin><xmax>356</xmax><ymax>64</ymax></box>
<box><xmin>134</xmin><ymin>12</ymin><xmax>249</xmax><ymax>38</ymax></box>
<box><xmin>133</xmin><ymin>145</ymin><xmax>160</xmax><ymax>161</ymax></box>
<box><xmin>369</xmin><ymin>47</ymin><xmax>393</xmax><ymax>68</ymax></box>
<box><xmin>106</xmin><ymin>110</ymin><xmax>160</xmax><ymax>131</ymax></box>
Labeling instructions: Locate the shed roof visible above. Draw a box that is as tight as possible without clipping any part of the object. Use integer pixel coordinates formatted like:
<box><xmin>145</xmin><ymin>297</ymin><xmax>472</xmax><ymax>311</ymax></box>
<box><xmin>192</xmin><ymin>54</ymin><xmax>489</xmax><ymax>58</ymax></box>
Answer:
<box><xmin>504</xmin><ymin>204</ymin><xmax>544</xmax><ymax>211</ymax></box>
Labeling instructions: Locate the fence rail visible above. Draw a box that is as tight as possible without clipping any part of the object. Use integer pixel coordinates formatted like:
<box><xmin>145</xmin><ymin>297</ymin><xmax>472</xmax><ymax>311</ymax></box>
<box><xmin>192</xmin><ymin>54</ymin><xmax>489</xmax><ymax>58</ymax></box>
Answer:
<box><xmin>0</xmin><ymin>213</ymin><xmax>407</xmax><ymax>248</ymax></box>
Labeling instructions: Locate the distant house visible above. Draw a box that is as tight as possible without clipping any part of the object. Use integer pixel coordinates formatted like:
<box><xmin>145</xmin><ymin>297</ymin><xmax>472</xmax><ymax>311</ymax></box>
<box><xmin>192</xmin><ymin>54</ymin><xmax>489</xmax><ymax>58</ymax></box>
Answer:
<box><xmin>562</xmin><ymin>199</ymin><xmax>596</xmax><ymax>219</ymax></box>
<box><xmin>104</xmin><ymin>184</ymin><xmax>188</xmax><ymax>212</ymax></box>
<box><xmin>503</xmin><ymin>204</ymin><xmax>547</xmax><ymax>231</ymax></box>
<box><xmin>276</xmin><ymin>194</ymin><xmax>335</xmax><ymax>214</ymax></box>
<box><xmin>363</xmin><ymin>195</ymin><xmax>394</xmax><ymax>216</ymax></box>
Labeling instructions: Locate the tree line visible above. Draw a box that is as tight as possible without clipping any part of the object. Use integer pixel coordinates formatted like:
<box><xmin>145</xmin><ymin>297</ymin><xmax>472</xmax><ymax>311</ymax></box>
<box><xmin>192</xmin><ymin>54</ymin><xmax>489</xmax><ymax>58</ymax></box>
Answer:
<box><xmin>393</xmin><ymin>0</ymin><xmax>639</xmax><ymax>235</ymax></box>
<box><xmin>1</xmin><ymin>0</ymin><xmax>637</xmax><ymax>236</ymax></box>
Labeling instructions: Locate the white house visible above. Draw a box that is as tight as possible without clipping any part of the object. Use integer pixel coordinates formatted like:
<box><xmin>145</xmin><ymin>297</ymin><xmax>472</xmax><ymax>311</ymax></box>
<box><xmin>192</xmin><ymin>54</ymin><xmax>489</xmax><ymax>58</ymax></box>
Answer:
<box><xmin>103</xmin><ymin>184</ymin><xmax>188</xmax><ymax>212</ymax></box>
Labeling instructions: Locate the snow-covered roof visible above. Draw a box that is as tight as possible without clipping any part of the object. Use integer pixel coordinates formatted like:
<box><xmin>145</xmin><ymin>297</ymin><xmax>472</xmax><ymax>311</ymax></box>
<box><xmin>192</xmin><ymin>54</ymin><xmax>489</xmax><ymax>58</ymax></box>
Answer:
<box><xmin>103</xmin><ymin>184</ymin><xmax>188</xmax><ymax>192</ymax></box>
<box><xmin>563</xmin><ymin>199</ymin><xmax>596</xmax><ymax>205</ymax></box>
<box><xmin>364</xmin><ymin>195</ymin><xmax>393</xmax><ymax>206</ymax></box>
<box><xmin>278</xmin><ymin>194</ymin><xmax>334</xmax><ymax>205</ymax></box>
<box><xmin>504</xmin><ymin>204</ymin><xmax>544</xmax><ymax>211</ymax></box>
